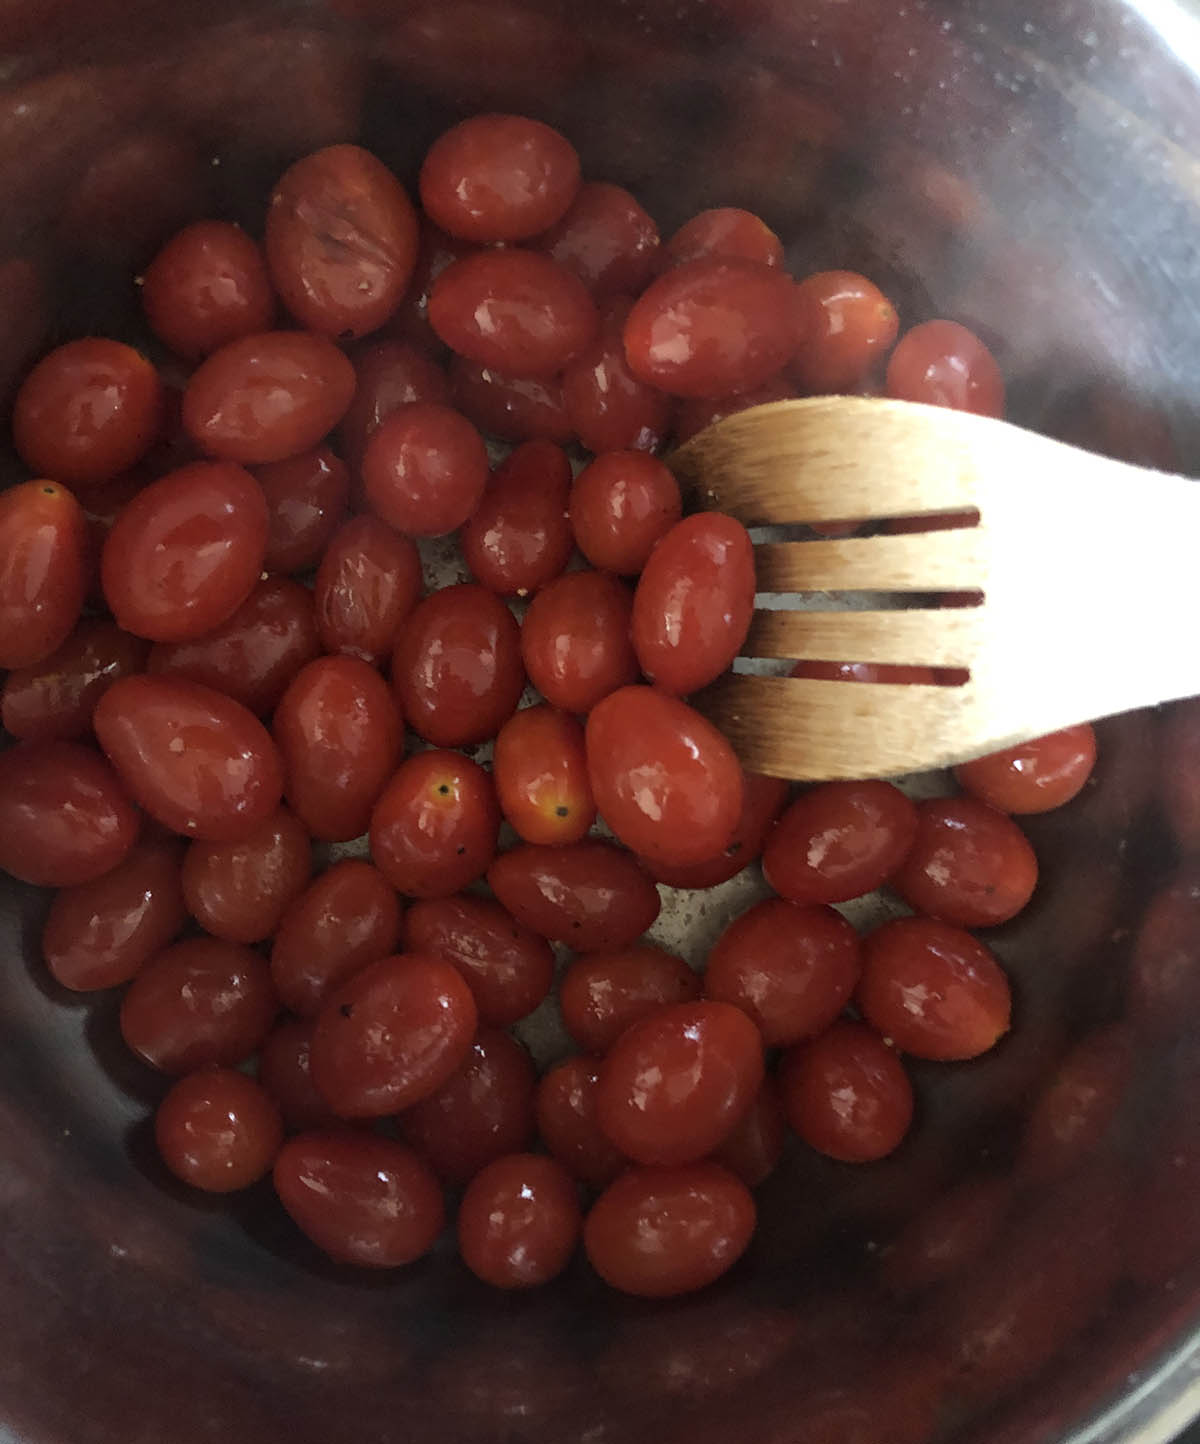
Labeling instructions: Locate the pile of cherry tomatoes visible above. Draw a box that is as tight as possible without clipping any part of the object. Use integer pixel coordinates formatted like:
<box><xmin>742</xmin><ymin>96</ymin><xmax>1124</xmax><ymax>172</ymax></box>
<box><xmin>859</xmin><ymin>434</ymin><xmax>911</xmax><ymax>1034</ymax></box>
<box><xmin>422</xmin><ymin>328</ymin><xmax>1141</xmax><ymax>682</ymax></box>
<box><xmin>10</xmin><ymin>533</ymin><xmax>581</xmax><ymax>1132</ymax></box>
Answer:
<box><xmin>0</xmin><ymin>112</ymin><xmax>1097</xmax><ymax>1297</ymax></box>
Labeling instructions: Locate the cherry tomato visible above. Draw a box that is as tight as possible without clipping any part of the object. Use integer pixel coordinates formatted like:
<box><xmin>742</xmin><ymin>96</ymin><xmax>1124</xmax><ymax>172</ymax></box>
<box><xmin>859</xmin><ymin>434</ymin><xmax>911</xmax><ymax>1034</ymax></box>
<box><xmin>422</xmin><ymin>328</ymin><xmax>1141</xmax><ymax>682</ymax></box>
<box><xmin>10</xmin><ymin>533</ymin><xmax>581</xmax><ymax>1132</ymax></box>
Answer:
<box><xmin>762</xmin><ymin>780</ymin><xmax>919</xmax><ymax>905</ymax></box>
<box><xmin>361</xmin><ymin>400</ymin><xmax>489</xmax><ymax>538</ymax></box>
<box><xmin>399</xmin><ymin>1029</ymin><xmax>536</xmax><ymax>1185</ymax></box>
<box><xmin>520</xmin><ymin>570</ymin><xmax>639</xmax><ymax>714</ymax></box>
<box><xmin>387</xmin><ymin>219</ymin><xmax>471</xmax><ymax>356</ymax></box>
<box><xmin>429</xmin><ymin>250</ymin><xmax>598</xmax><ymax>378</ymax></box>
<box><xmin>885</xmin><ymin>319</ymin><xmax>1004</xmax><ymax>418</ymax></box>
<box><xmin>487</xmin><ymin>840</ymin><xmax>661</xmax><ymax>951</ymax></box>
<box><xmin>493</xmin><ymin>705</ymin><xmax>595</xmax><ymax>845</ymax></box>
<box><xmin>711</xmin><ymin>1079</ymin><xmax>786</xmax><ymax>1188</ymax></box>
<box><xmin>392</xmin><ymin>583</ymin><xmax>524</xmax><ymax>747</ymax></box>
<box><xmin>273</xmin><ymin>655</ymin><xmax>403</xmax><ymax>843</ymax></box>
<box><xmin>665</xmin><ymin>208</ymin><xmax>783</xmax><ymax>270</ymax></box>
<box><xmin>142</xmin><ymin>221</ymin><xmax>276</xmax><ymax>360</ymax></box>
<box><xmin>460</xmin><ymin>440</ymin><xmax>573</xmax><ymax>597</ymax></box>
<box><xmin>339</xmin><ymin>339</ymin><xmax>451</xmax><ymax>473</ymax></box>
<box><xmin>1</xmin><ymin>617</ymin><xmax>146</xmax><ymax>741</ymax></box>
<box><xmin>559</xmin><ymin>945</ymin><xmax>699</xmax><ymax>1054</ymax></box>
<box><xmin>779</xmin><ymin>1020</ymin><xmax>913</xmax><ymax>1163</ymax></box>
<box><xmin>370</xmin><ymin>750</ymin><xmax>500</xmax><ymax>899</ymax></box>
<box><xmin>314</xmin><ymin>515</ymin><xmax>423</xmax><ymax>666</ymax></box>
<box><xmin>401</xmin><ymin>893</ymin><xmax>554</xmax><ymax>1027</ymax></box>
<box><xmin>182</xmin><ymin>331</ymin><xmax>356</xmax><ymax>465</ymax></box>
<box><xmin>266</xmin><ymin>143</ymin><xmax>419</xmax><ymax>340</ymax></box>
<box><xmin>536</xmin><ymin>181</ymin><xmax>660</xmax><ymax>297</ymax></box>
<box><xmin>0</xmin><ymin>480</ymin><xmax>88</xmax><ymax>668</ymax></box>
<box><xmin>310</xmin><ymin>953</ymin><xmax>478</xmax><ymax>1117</ymax></box>
<box><xmin>182</xmin><ymin>804</ymin><xmax>312</xmax><ymax>945</ymax></box>
<box><xmin>458</xmin><ymin>1153</ymin><xmax>581</xmax><ymax>1288</ymax></box>
<box><xmin>155</xmin><ymin>1068</ymin><xmax>283</xmax><ymax>1193</ymax></box>
<box><xmin>790</xmin><ymin>270</ymin><xmax>900</xmax><ymax>394</ymax></box>
<box><xmin>535</xmin><ymin>1056</ymin><xmax>626</xmax><ymax>1189</ymax></box>
<box><xmin>569</xmin><ymin>451</ymin><xmax>682</xmax><ymax>576</ymax></box>
<box><xmin>41</xmin><ymin>836</ymin><xmax>186</xmax><ymax>992</ymax></box>
<box><xmin>954</xmin><ymin>724</ymin><xmax>1097</xmax><ymax>815</ymax></box>
<box><xmin>147</xmin><ymin>575</ymin><xmax>320</xmax><ymax>714</ymax></box>
<box><xmin>882</xmin><ymin>1174</ymin><xmax>1012</xmax><ymax>1296</ymax></box>
<box><xmin>1020</xmin><ymin>1024</ymin><xmax>1134</xmax><ymax>1180</ymax></box>
<box><xmin>449</xmin><ymin>357</ymin><xmax>575</xmax><ymax>445</ymax></box>
<box><xmin>623</xmin><ymin>258</ymin><xmax>798</xmax><ymax>399</ymax></box>
<box><xmin>673</xmin><ymin>373</ymin><xmax>796</xmax><ymax>445</ymax></box>
<box><xmin>120</xmin><ymin>936</ymin><xmax>278</xmax><ymax>1074</ymax></box>
<box><xmin>270</xmin><ymin>859</ymin><xmax>402</xmax><ymax>1017</ymax></box>
<box><xmin>586</xmin><ymin>686</ymin><xmax>744</xmax><ymax>867</ymax></box>
<box><xmin>258</xmin><ymin>1017</ymin><xmax>345</xmax><ymax>1132</ymax></box>
<box><xmin>13</xmin><ymin>338</ymin><xmax>163</xmax><ymax>485</ymax></box>
<box><xmin>645</xmin><ymin>771</ymin><xmax>789</xmax><ymax>890</ymax></box>
<box><xmin>631</xmin><ymin>512</ymin><xmax>755</xmax><ymax>694</ymax></box>
<box><xmin>584</xmin><ymin>1162</ymin><xmax>755</xmax><ymax>1298</ymax></box>
<box><xmin>596</xmin><ymin>1000</ymin><xmax>763</xmax><ymax>1166</ymax></box>
<box><xmin>254</xmin><ymin>445</ymin><xmax>349</xmax><ymax>574</ymax></box>
<box><xmin>275</xmin><ymin>1130</ymin><xmax>445</xmax><ymax>1267</ymax></box>
<box><xmin>102</xmin><ymin>460</ymin><xmax>269</xmax><ymax>643</ymax></box>
<box><xmin>891</xmin><ymin>796</ymin><xmax>1038</xmax><ymax>928</ymax></box>
<box><xmin>419</xmin><ymin>114</ymin><xmax>580</xmax><ymax>243</ymax></box>
<box><xmin>95</xmin><ymin>674</ymin><xmax>284</xmax><ymax>842</ymax></box>
<box><xmin>790</xmin><ymin>658</ymin><xmax>939</xmax><ymax>686</ymax></box>
<box><xmin>562</xmin><ymin>302</ymin><xmax>674</xmax><ymax>454</ymax></box>
<box><xmin>0</xmin><ymin>740</ymin><xmax>137</xmax><ymax>887</ymax></box>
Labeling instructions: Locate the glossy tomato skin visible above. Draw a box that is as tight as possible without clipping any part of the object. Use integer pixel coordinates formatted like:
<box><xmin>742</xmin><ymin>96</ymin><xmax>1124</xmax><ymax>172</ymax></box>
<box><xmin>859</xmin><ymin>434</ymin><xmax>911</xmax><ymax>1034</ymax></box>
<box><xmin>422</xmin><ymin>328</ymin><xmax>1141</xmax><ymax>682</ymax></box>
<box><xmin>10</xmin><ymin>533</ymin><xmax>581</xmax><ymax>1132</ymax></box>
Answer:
<box><xmin>0</xmin><ymin>740</ymin><xmax>138</xmax><ymax>888</ymax></box>
<box><xmin>254</xmin><ymin>445</ymin><xmax>349</xmax><ymax>575</ymax></box>
<box><xmin>266</xmin><ymin>143</ymin><xmax>419</xmax><ymax>340</ymax></box>
<box><xmin>536</xmin><ymin>181</ymin><xmax>660</xmax><ymax>297</ymax></box>
<box><xmin>520</xmin><ymin>570</ymin><xmax>639</xmax><ymax>715</ymax></box>
<box><xmin>182</xmin><ymin>331</ymin><xmax>356</xmax><ymax>465</ymax></box>
<box><xmin>885</xmin><ymin>319</ymin><xmax>1004</xmax><ymax>418</ymax></box>
<box><xmin>362</xmin><ymin>400</ymin><xmax>490</xmax><ymax>538</ymax></box>
<box><xmin>155</xmin><ymin>1068</ymin><xmax>283</xmax><ymax>1193</ymax></box>
<box><xmin>535</xmin><ymin>1056</ymin><xmax>626</xmax><ymax>1189</ymax></box>
<box><xmin>392</xmin><ymin>583</ymin><xmax>525</xmax><ymax>747</ymax></box>
<box><xmin>270</xmin><ymin>859</ymin><xmax>402</xmax><ymax>1017</ymax></box>
<box><xmin>493</xmin><ymin>705</ymin><xmax>595</xmax><ymax>845</ymax></box>
<box><xmin>0</xmin><ymin>480</ymin><xmax>88</xmax><ymax>669</ymax></box>
<box><xmin>142</xmin><ymin>220</ymin><xmax>276</xmax><ymax>360</ymax></box>
<box><xmin>791</xmin><ymin>270</ymin><xmax>899</xmax><ymax>394</ymax></box>
<box><xmin>273</xmin><ymin>656</ymin><xmax>403</xmax><ymax>843</ymax></box>
<box><xmin>310</xmin><ymin>952</ymin><xmax>478</xmax><ymax>1118</ymax></box>
<box><xmin>449</xmin><ymin>357</ymin><xmax>574</xmax><ymax>445</ymax></box>
<box><xmin>457</xmin><ymin>1153</ymin><xmax>581</xmax><ymax>1288</ymax></box>
<box><xmin>339</xmin><ymin>339</ymin><xmax>451</xmax><ymax>473</ymax></box>
<box><xmin>584</xmin><ymin>1163</ymin><xmax>755</xmax><ymax>1298</ymax></box>
<box><xmin>94</xmin><ymin>674</ymin><xmax>284</xmax><ymax>843</ymax></box>
<box><xmin>569</xmin><ymin>451</ymin><xmax>681</xmax><ymax>576</ymax></box>
<box><xmin>711</xmin><ymin>1079</ymin><xmax>786</xmax><ymax>1188</ymax></box>
<box><xmin>488</xmin><ymin>840</ymin><xmax>661</xmax><ymax>951</ymax></box>
<box><xmin>401</xmin><ymin>893</ymin><xmax>554</xmax><ymax>1027</ymax></box>
<box><xmin>645</xmin><ymin>771</ymin><xmax>789</xmax><ymax>889</ymax></box>
<box><xmin>102</xmin><ymin>461</ymin><xmax>269</xmax><ymax>643</ymax></box>
<box><xmin>631</xmin><ymin>512</ymin><xmax>755</xmax><ymax>694</ymax></box>
<box><xmin>562</xmin><ymin>303</ymin><xmax>674</xmax><ymax>455</ymax></box>
<box><xmin>665</xmin><ymin>208</ymin><xmax>783</xmax><ymax>270</ymax></box>
<box><xmin>559</xmin><ymin>945</ymin><xmax>700</xmax><ymax>1054</ymax></box>
<box><xmin>954</xmin><ymin>724</ymin><xmax>1097</xmax><ymax>815</ymax></box>
<box><xmin>586</xmin><ymin>687</ymin><xmax>744</xmax><ymax>867</ymax></box>
<box><xmin>460</xmin><ymin>440</ymin><xmax>573</xmax><ymax>597</ymax></box>
<box><xmin>314</xmin><ymin>515</ymin><xmax>422</xmax><ymax>667</ymax></box>
<box><xmin>1</xmin><ymin>616</ymin><xmax>146</xmax><ymax>740</ymax></box>
<box><xmin>257</xmin><ymin>1017</ymin><xmax>344</xmax><ymax>1132</ymax></box>
<box><xmin>182</xmin><ymin>804</ymin><xmax>312</xmax><ymax>945</ymax></box>
<box><xmin>274</xmin><ymin>1130</ymin><xmax>445</xmax><ymax>1267</ymax></box>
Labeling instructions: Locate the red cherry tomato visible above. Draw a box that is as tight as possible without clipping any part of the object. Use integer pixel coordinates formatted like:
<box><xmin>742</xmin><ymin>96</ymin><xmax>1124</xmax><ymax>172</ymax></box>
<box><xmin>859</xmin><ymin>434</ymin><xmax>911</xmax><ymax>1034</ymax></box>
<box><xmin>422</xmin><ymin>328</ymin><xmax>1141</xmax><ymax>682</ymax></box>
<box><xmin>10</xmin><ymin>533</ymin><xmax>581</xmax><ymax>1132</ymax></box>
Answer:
<box><xmin>885</xmin><ymin>319</ymin><xmax>1004</xmax><ymax>418</ymax></box>
<box><xmin>520</xmin><ymin>570</ymin><xmax>639</xmax><ymax>715</ymax></box>
<box><xmin>762</xmin><ymin>780</ymin><xmax>919</xmax><ymax>905</ymax></box>
<box><xmin>148</xmin><ymin>575</ymin><xmax>320</xmax><ymax>715</ymax></box>
<box><xmin>882</xmin><ymin>1174</ymin><xmax>1012</xmax><ymax>1297</ymax></box>
<box><xmin>584</xmin><ymin>1162</ymin><xmax>755</xmax><ymax>1298</ymax></box>
<box><xmin>270</xmin><ymin>859</ymin><xmax>402</xmax><ymax>1017</ymax></box>
<box><xmin>460</xmin><ymin>440</ymin><xmax>573</xmax><ymax>597</ymax></box>
<box><xmin>182</xmin><ymin>330</ymin><xmax>356</xmax><ymax>464</ymax></box>
<box><xmin>0</xmin><ymin>480</ymin><xmax>88</xmax><ymax>668</ymax></box>
<box><xmin>1019</xmin><ymin>1024</ymin><xmax>1134</xmax><ymax>1181</ymax></box>
<box><xmin>310</xmin><ymin>952</ymin><xmax>478</xmax><ymax>1118</ymax></box>
<box><xmin>13</xmin><ymin>338</ymin><xmax>163</xmax><ymax>485</ymax></box>
<box><xmin>95</xmin><ymin>674</ymin><xmax>284</xmax><ymax>843</ymax></box>
<box><xmin>458</xmin><ymin>1153</ymin><xmax>581</xmax><ymax>1288</ymax></box>
<box><xmin>362</xmin><ymin>401</ymin><xmax>490</xmax><ymax>538</ymax></box>
<box><xmin>399</xmin><ymin>1029</ymin><xmax>536</xmax><ymax>1185</ymax></box>
<box><xmin>644</xmin><ymin>771</ymin><xmax>789</xmax><ymax>890</ymax></box>
<box><xmin>536</xmin><ymin>181</ymin><xmax>660</xmax><ymax>297</ymax></box>
<box><xmin>631</xmin><ymin>512</ymin><xmax>755</xmax><ymax>694</ymax></box>
<box><xmin>665</xmin><ymin>208</ymin><xmax>783</xmax><ymax>270</ymax></box>
<box><xmin>891</xmin><ymin>796</ymin><xmax>1038</xmax><ymax>928</ymax></box>
<box><xmin>569</xmin><ymin>451</ymin><xmax>682</xmax><ymax>576</ymax></box>
<box><xmin>419</xmin><ymin>114</ymin><xmax>580</xmax><ymax>243</ymax></box>
<box><xmin>1</xmin><ymin>617</ymin><xmax>146</xmax><ymax>741</ymax></box>
<box><xmin>779</xmin><ymin>1020</ymin><xmax>913</xmax><ymax>1163</ymax></box>
<box><xmin>41</xmin><ymin>835</ymin><xmax>186</xmax><ymax>991</ymax></box>
<box><xmin>790</xmin><ymin>658</ymin><xmax>939</xmax><ymax>686</ymax></box>
<box><xmin>493</xmin><ymin>705</ymin><xmax>595</xmax><ymax>845</ymax></box>
<box><xmin>314</xmin><ymin>515</ymin><xmax>423</xmax><ymax>667</ymax></box>
<box><xmin>449</xmin><ymin>357</ymin><xmax>575</xmax><ymax>445</ymax></box>
<box><xmin>274</xmin><ymin>1130</ymin><xmax>445</xmax><ymax>1268</ymax></box>
<box><xmin>711</xmin><ymin>1079</ymin><xmax>786</xmax><ymax>1188</ymax></box>
<box><xmin>339</xmin><ymin>339</ymin><xmax>451</xmax><ymax>473</ymax></box>
<box><xmin>387</xmin><ymin>219</ymin><xmax>471</xmax><ymax>356</ymax></box>
<box><xmin>673</xmin><ymin>373</ymin><xmax>796</xmax><ymax>445</ymax></box>
<box><xmin>559</xmin><ymin>945</ymin><xmax>700</xmax><ymax>1054</ymax></box>
<box><xmin>535</xmin><ymin>1056</ymin><xmax>626</xmax><ymax>1189</ymax></box>
<box><xmin>182</xmin><ymin>804</ymin><xmax>312</xmax><ymax>945</ymax></box>
<box><xmin>586</xmin><ymin>686</ymin><xmax>744</xmax><ymax>868</ymax></box>
<box><xmin>273</xmin><ymin>655</ymin><xmax>403</xmax><ymax>843</ymax></box>
<box><xmin>120</xmin><ymin>936</ymin><xmax>278</xmax><ymax>1074</ymax></box>
<box><xmin>705</xmin><ymin>898</ymin><xmax>862</xmax><ymax>1046</ymax></box>
<box><xmin>791</xmin><ymin>270</ymin><xmax>900</xmax><ymax>394</ymax></box>
<box><xmin>102</xmin><ymin>460</ymin><xmax>269</xmax><ymax>643</ymax></box>
<box><xmin>623</xmin><ymin>258</ymin><xmax>798</xmax><ymax>399</ymax></box>
<box><xmin>401</xmin><ymin>893</ymin><xmax>554</xmax><ymax>1027</ymax></box>
<box><xmin>562</xmin><ymin>303</ymin><xmax>674</xmax><ymax>454</ymax></box>
<box><xmin>142</xmin><ymin>220</ymin><xmax>276</xmax><ymax>360</ymax></box>
<box><xmin>391</xmin><ymin>583</ymin><xmax>525</xmax><ymax>747</ymax></box>
<box><xmin>0</xmin><ymin>740</ymin><xmax>137</xmax><ymax>887</ymax></box>
<box><xmin>487</xmin><ymin>840</ymin><xmax>660</xmax><ymax>951</ymax></box>
<box><xmin>155</xmin><ymin>1068</ymin><xmax>283</xmax><ymax>1193</ymax></box>
<box><xmin>254</xmin><ymin>445</ymin><xmax>349</xmax><ymax>575</ymax></box>
<box><xmin>1128</xmin><ymin>868</ymin><xmax>1200</xmax><ymax>1029</ymax></box>
<box><xmin>429</xmin><ymin>249</ymin><xmax>598</xmax><ymax>378</ymax></box>
<box><xmin>258</xmin><ymin>1017</ymin><xmax>345</xmax><ymax>1132</ymax></box>
<box><xmin>954</xmin><ymin>724</ymin><xmax>1097</xmax><ymax>815</ymax></box>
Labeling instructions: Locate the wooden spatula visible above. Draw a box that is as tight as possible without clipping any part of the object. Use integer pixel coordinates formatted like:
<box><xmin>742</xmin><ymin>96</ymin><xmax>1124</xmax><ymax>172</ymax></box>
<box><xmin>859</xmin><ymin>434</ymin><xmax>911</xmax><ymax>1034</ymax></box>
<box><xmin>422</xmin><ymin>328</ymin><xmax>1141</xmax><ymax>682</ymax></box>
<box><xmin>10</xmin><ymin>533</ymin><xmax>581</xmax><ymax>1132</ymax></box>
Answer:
<box><xmin>667</xmin><ymin>395</ymin><xmax>1200</xmax><ymax>781</ymax></box>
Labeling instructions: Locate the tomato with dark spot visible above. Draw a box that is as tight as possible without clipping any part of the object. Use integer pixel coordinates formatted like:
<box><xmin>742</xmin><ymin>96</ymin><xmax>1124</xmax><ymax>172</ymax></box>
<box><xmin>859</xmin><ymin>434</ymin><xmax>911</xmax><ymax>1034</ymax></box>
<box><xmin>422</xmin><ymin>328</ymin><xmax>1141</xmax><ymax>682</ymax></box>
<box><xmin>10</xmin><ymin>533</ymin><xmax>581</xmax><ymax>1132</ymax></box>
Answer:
<box><xmin>339</xmin><ymin>339</ymin><xmax>451</xmax><ymax>472</ymax></box>
<box><xmin>487</xmin><ymin>840</ymin><xmax>660</xmax><ymax>951</ymax></box>
<box><xmin>460</xmin><ymin>440</ymin><xmax>574</xmax><ymax>597</ymax></box>
<box><xmin>569</xmin><ymin>450</ymin><xmax>682</xmax><ymax>576</ymax></box>
<box><xmin>535</xmin><ymin>1056</ymin><xmax>625</xmax><ymax>1189</ymax></box>
<box><xmin>449</xmin><ymin>357</ymin><xmax>575</xmax><ymax>445</ymax></box>
<box><xmin>885</xmin><ymin>319</ymin><xmax>1004</xmax><ymax>418</ymax></box>
<box><xmin>254</xmin><ymin>445</ymin><xmax>349</xmax><ymax>575</ymax></box>
<box><xmin>142</xmin><ymin>221</ymin><xmax>276</xmax><ymax>360</ymax></box>
<box><xmin>791</xmin><ymin>270</ymin><xmax>899</xmax><ymax>394</ymax></box>
<box><xmin>520</xmin><ymin>570</ymin><xmax>639</xmax><ymax>715</ymax></box>
<box><xmin>954</xmin><ymin>724</ymin><xmax>1097</xmax><ymax>815</ymax></box>
<box><xmin>182</xmin><ymin>804</ymin><xmax>312</xmax><ymax>945</ymax></box>
<box><xmin>779</xmin><ymin>1020</ymin><xmax>913</xmax><ymax>1163</ymax></box>
<box><xmin>314</xmin><ymin>515</ymin><xmax>423</xmax><ymax>667</ymax></box>
<box><xmin>362</xmin><ymin>401</ymin><xmax>489</xmax><ymax>538</ymax></box>
<box><xmin>1</xmin><ymin>617</ymin><xmax>147</xmax><ymax>741</ymax></box>
<box><xmin>0</xmin><ymin>480</ymin><xmax>89</xmax><ymax>669</ymax></box>
<box><xmin>493</xmin><ymin>705</ymin><xmax>595</xmax><ymax>846</ymax></box>
<box><xmin>562</xmin><ymin>301</ymin><xmax>674</xmax><ymax>454</ymax></box>
<box><xmin>644</xmin><ymin>771</ymin><xmax>789</xmax><ymax>889</ymax></box>
<box><xmin>155</xmin><ymin>1068</ymin><xmax>283</xmax><ymax>1193</ymax></box>
<box><xmin>711</xmin><ymin>1079</ymin><xmax>787</xmax><ymax>1188</ymax></box>
<box><xmin>536</xmin><ymin>182</ymin><xmax>660</xmax><ymax>297</ymax></box>
<box><xmin>258</xmin><ymin>1017</ymin><xmax>345</xmax><ymax>1132</ymax></box>
<box><xmin>458</xmin><ymin>1153</ymin><xmax>581</xmax><ymax>1288</ymax></box>
<box><xmin>665</xmin><ymin>208</ymin><xmax>783</xmax><ymax>270</ymax></box>
<box><xmin>559</xmin><ymin>945</ymin><xmax>699</xmax><ymax>1054</ymax></box>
